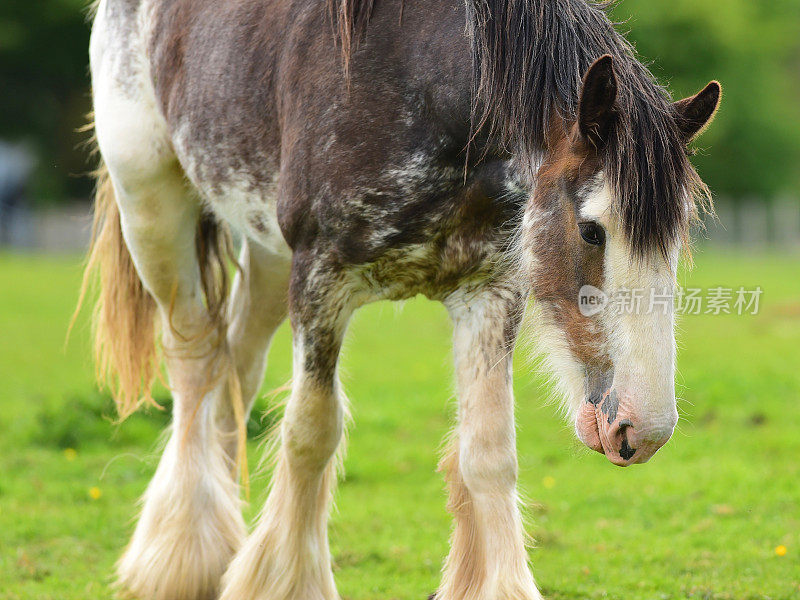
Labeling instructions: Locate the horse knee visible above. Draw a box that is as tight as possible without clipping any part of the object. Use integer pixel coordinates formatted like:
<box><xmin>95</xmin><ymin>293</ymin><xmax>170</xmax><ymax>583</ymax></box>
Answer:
<box><xmin>283</xmin><ymin>384</ymin><xmax>345</xmax><ymax>471</ymax></box>
<box><xmin>459</xmin><ymin>433</ymin><xmax>518</xmax><ymax>495</ymax></box>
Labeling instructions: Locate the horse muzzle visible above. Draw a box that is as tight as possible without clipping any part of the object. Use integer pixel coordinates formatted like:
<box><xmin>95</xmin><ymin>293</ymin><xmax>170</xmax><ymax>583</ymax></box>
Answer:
<box><xmin>575</xmin><ymin>386</ymin><xmax>677</xmax><ymax>467</ymax></box>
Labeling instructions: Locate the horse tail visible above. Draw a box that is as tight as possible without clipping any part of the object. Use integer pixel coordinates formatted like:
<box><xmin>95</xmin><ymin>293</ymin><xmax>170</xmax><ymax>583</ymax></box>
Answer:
<box><xmin>72</xmin><ymin>163</ymin><xmax>160</xmax><ymax>420</ymax></box>
<box><xmin>73</xmin><ymin>163</ymin><xmax>246</xmax><ymax>460</ymax></box>
<box><xmin>73</xmin><ymin>159</ymin><xmax>249</xmax><ymax>483</ymax></box>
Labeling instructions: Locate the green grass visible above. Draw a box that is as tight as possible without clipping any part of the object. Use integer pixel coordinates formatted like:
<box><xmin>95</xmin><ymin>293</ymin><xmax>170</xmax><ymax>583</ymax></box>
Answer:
<box><xmin>1</xmin><ymin>250</ymin><xmax>799</xmax><ymax>600</ymax></box>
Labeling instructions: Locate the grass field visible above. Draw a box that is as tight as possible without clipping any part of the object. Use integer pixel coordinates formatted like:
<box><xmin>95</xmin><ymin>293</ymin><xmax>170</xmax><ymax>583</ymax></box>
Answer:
<box><xmin>1</xmin><ymin>250</ymin><xmax>799</xmax><ymax>600</ymax></box>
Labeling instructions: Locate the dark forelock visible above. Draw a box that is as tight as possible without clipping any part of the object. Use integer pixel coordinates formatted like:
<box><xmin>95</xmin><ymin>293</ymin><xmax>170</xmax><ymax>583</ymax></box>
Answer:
<box><xmin>465</xmin><ymin>0</ymin><xmax>709</xmax><ymax>258</ymax></box>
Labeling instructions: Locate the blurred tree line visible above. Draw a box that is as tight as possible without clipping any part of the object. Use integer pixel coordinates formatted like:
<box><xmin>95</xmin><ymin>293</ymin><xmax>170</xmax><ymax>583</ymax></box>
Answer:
<box><xmin>0</xmin><ymin>0</ymin><xmax>798</xmax><ymax>203</ymax></box>
<box><xmin>614</xmin><ymin>0</ymin><xmax>800</xmax><ymax>200</ymax></box>
<box><xmin>1</xmin><ymin>0</ymin><xmax>92</xmax><ymax>202</ymax></box>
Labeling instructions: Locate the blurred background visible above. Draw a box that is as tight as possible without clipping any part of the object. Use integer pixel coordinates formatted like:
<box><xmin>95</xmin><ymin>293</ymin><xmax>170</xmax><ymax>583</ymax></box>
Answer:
<box><xmin>0</xmin><ymin>0</ymin><xmax>799</xmax><ymax>250</ymax></box>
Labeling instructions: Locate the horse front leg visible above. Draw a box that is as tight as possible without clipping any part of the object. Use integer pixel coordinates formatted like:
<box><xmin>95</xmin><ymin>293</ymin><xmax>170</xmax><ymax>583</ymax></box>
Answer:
<box><xmin>437</xmin><ymin>286</ymin><xmax>542</xmax><ymax>600</ymax></box>
<box><xmin>220</xmin><ymin>254</ymin><xmax>354</xmax><ymax>600</ymax></box>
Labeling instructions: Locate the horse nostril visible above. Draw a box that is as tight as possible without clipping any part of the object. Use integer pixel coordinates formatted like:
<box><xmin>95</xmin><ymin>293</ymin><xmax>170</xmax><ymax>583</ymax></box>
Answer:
<box><xmin>619</xmin><ymin>437</ymin><xmax>636</xmax><ymax>461</ymax></box>
<box><xmin>618</xmin><ymin>420</ymin><xmax>637</xmax><ymax>461</ymax></box>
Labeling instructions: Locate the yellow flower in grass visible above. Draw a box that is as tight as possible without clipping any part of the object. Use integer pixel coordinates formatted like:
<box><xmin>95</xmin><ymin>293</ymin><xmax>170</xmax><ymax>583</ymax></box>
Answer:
<box><xmin>89</xmin><ymin>487</ymin><xmax>102</xmax><ymax>500</ymax></box>
<box><xmin>542</xmin><ymin>476</ymin><xmax>556</xmax><ymax>489</ymax></box>
<box><xmin>63</xmin><ymin>448</ymin><xmax>77</xmax><ymax>461</ymax></box>
<box><xmin>775</xmin><ymin>545</ymin><xmax>787</xmax><ymax>557</ymax></box>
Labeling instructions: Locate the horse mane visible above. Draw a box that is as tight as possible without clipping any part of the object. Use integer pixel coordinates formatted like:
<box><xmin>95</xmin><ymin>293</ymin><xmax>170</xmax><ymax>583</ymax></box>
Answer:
<box><xmin>327</xmin><ymin>0</ymin><xmax>376</xmax><ymax>77</ymax></box>
<box><xmin>467</xmin><ymin>0</ymin><xmax>710</xmax><ymax>258</ymax></box>
<box><xmin>329</xmin><ymin>0</ymin><xmax>710</xmax><ymax>258</ymax></box>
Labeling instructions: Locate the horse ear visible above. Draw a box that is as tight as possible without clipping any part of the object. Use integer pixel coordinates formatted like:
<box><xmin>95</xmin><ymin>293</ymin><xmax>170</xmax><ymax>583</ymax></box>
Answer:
<box><xmin>673</xmin><ymin>81</ymin><xmax>721</xmax><ymax>142</ymax></box>
<box><xmin>578</xmin><ymin>55</ymin><xmax>618</xmax><ymax>149</ymax></box>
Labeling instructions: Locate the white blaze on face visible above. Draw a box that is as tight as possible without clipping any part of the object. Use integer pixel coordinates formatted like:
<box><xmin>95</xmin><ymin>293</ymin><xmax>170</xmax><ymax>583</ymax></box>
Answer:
<box><xmin>580</xmin><ymin>175</ymin><xmax>679</xmax><ymax>442</ymax></box>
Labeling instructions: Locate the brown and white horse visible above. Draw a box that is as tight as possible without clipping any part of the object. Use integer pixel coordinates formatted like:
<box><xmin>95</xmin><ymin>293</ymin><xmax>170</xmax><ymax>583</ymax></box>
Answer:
<box><xmin>82</xmin><ymin>0</ymin><xmax>721</xmax><ymax>598</ymax></box>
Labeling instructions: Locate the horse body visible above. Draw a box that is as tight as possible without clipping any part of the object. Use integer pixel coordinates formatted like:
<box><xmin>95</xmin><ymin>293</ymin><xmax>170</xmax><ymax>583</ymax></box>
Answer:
<box><xmin>85</xmin><ymin>0</ymin><xmax>721</xmax><ymax>598</ymax></box>
<box><xmin>98</xmin><ymin>0</ymin><xmax>520</xmax><ymax>300</ymax></box>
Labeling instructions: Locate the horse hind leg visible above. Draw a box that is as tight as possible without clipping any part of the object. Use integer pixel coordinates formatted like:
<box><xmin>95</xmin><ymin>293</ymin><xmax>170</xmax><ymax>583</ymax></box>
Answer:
<box><xmin>96</xmin><ymin>171</ymin><xmax>292</xmax><ymax>600</ymax></box>
<box><xmin>91</xmin><ymin>87</ymin><xmax>247</xmax><ymax>600</ymax></box>
<box><xmin>217</xmin><ymin>239</ymin><xmax>292</xmax><ymax>463</ymax></box>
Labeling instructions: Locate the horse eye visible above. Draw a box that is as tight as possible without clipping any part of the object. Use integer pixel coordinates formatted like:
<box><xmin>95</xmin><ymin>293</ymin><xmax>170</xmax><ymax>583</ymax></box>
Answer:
<box><xmin>579</xmin><ymin>222</ymin><xmax>606</xmax><ymax>246</ymax></box>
